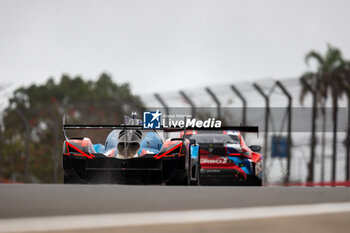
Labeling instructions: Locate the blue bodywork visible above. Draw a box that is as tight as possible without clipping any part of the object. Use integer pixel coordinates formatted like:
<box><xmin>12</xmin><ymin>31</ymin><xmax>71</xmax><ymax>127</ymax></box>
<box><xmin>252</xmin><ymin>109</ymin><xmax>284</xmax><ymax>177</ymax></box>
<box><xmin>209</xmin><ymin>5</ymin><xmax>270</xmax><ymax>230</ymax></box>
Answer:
<box><xmin>137</xmin><ymin>131</ymin><xmax>163</xmax><ymax>155</ymax></box>
<box><xmin>92</xmin><ymin>130</ymin><xmax>163</xmax><ymax>156</ymax></box>
<box><xmin>228</xmin><ymin>156</ymin><xmax>252</xmax><ymax>175</ymax></box>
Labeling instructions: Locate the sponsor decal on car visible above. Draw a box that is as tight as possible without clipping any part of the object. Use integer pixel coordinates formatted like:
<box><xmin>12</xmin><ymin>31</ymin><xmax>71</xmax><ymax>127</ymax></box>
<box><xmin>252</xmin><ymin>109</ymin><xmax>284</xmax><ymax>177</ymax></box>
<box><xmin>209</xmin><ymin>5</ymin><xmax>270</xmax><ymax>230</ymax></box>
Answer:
<box><xmin>200</xmin><ymin>169</ymin><xmax>221</xmax><ymax>173</ymax></box>
<box><xmin>200</xmin><ymin>157</ymin><xmax>229</xmax><ymax>164</ymax></box>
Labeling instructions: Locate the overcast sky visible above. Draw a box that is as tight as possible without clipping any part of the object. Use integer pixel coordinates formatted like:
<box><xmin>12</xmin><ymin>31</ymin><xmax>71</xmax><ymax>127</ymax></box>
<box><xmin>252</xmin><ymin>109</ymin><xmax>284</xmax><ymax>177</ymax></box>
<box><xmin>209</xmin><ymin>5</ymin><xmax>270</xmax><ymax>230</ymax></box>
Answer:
<box><xmin>1</xmin><ymin>0</ymin><xmax>350</xmax><ymax>96</ymax></box>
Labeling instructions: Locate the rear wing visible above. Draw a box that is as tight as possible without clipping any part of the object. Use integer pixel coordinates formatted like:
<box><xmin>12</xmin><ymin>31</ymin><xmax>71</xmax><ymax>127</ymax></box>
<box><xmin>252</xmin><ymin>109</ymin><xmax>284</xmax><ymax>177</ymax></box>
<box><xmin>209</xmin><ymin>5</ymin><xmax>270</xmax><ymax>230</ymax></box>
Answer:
<box><xmin>62</xmin><ymin>116</ymin><xmax>259</xmax><ymax>140</ymax></box>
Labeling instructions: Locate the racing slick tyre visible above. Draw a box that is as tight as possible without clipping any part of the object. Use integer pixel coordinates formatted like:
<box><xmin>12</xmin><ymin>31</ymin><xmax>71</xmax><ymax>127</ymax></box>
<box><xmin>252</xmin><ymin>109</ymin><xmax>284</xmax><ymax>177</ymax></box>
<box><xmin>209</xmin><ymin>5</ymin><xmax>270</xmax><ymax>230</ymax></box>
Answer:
<box><xmin>64</xmin><ymin>171</ymin><xmax>83</xmax><ymax>184</ymax></box>
<box><xmin>247</xmin><ymin>176</ymin><xmax>262</xmax><ymax>186</ymax></box>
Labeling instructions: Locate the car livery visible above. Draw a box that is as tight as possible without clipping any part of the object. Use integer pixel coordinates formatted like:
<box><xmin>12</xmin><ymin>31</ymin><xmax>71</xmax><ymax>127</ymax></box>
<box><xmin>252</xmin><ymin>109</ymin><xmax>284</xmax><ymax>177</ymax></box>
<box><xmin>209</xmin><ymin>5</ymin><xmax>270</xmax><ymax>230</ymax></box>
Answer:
<box><xmin>186</xmin><ymin>130</ymin><xmax>263</xmax><ymax>186</ymax></box>
<box><xmin>62</xmin><ymin>115</ymin><xmax>196</xmax><ymax>185</ymax></box>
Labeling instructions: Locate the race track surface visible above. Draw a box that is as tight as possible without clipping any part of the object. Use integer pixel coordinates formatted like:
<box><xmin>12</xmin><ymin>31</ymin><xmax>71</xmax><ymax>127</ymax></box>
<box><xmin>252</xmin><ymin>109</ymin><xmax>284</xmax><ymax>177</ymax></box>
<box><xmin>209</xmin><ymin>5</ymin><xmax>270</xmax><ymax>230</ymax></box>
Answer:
<box><xmin>1</xmin><ymin>184</ymin><xmax>350</xmax><ymax>233</ymax></box>
<box><xmin>0</xmin><ymin>184</ymin><xmax>350</xmax><ymax>218</ymax></box>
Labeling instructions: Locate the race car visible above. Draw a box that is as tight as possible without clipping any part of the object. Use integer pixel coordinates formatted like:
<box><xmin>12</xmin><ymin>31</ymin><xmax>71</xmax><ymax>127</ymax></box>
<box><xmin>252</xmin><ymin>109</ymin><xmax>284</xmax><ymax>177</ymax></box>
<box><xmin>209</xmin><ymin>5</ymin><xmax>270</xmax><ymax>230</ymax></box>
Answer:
<box><xmin>62</xmin><ymin>115</ymin><xmax>197</xmax><ymax>185</ymax></box>
<box><xmin>184</xmin><ymin>130</ymin><xmax>263</xmax><ymax>186</ymax></box>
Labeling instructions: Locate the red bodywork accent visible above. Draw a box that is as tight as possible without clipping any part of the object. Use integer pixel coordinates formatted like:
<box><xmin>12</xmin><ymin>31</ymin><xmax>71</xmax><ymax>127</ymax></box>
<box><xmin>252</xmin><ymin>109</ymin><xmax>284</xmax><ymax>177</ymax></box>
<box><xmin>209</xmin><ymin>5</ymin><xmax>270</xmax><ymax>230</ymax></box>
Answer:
<box><xmin>238</xmin><ymin>132</ymin><xmax>253</xmax><ymax>159</ymax></box>
<box><xmin>153</xmin><ymin>142</ymin><xmax>185</xmax><ymax>159</ymax></box>
<box><xmin>66</xmin><ymin>141</ymin><xmax>95</xmax><ymax>159</ymax></box>
<box><xmin>65</xmin><ymin>139</ymin><xmax>187</xmax><ymax>160</ymax></box>
<box><xmin>106</xmin><ymin>148</ymin><xmax>117</xmax><ymax>157</ymax></box>
<box><xmin>251</xmin><ymin>152</ymin><xmax>262</xmax><ymax>163</ymax></box>
<box><xmin>140</xmin><ymin>149</ymin><xmax>148</xmax><ymax>157</ymax></box>
<box><xmin>228</xmin><ymin>153</ymin><xmax>241</xmax><ymax>156</ymax></box>
<box><xmin>179</xmin><ymin>130</ymin><xmax>198</xmax><ymax>137</ymax></box>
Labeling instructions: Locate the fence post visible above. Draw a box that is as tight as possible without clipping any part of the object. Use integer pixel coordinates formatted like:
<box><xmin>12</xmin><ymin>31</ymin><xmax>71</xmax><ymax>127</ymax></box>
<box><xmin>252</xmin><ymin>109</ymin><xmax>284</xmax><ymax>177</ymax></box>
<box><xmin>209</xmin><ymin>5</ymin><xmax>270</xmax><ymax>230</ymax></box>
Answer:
<box><xmin>253</xmin><ymin>83</ymin><xmax>269</xmax><ymax>184</ymax></box>
<box><xmin>154</xmin><ymin>93</ymin><xmax>169</xmax><ymax>138</ymax></box>
<box><xmin>300</xmin><ymin>78</ymin><xmax>317</xmax><ymax>185</ymax></box>
<box><xmin>154</xmin><ymin>93</ymin><xmax>169</xmax><ymax>117</ymax></box>
<box><xmin>179</xmin><ymin>90</ymin><xmax>196</xmax><ymax>118</ymax></box>
<box><xmin>230</xmin><ymin>85</ymin><xmax>247</xmax><ymax>126</ymax></box>
<box><xmin>275</xmin><ymin>81</ymin><xmax>293</xmax><ymax>185</ymax></box>
<box><xmin>205</xmin><ymin>87</ymin><xmax>221</xmax><ymax>119</ymax></box>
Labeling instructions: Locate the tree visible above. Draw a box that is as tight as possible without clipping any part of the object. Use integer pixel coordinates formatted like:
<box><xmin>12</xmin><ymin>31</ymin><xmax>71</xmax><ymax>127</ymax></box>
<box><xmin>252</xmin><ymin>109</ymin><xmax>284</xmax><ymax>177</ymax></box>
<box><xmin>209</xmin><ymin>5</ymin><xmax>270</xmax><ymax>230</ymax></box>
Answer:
<box><xmin>0</xmin><ymin>73</ymin><xmax>144</xmax><ymax>183</ymax></box>
<box><xmin>338</xmin><ymin>61</ymin><xmax>350</xmax><ymax>182</ymax></box>
<box><xmin>300</xmin><ymin>44</ymin><xmax>345</xmax><ymax>183</ymax></box>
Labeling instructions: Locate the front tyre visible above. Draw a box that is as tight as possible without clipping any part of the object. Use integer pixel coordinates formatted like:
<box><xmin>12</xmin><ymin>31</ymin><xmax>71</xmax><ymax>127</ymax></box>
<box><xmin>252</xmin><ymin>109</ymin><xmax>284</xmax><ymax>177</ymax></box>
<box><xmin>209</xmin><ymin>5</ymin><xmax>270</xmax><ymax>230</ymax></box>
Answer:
<box><xmin>247</xmin><ymin>176</ymin><xmax>262</xmax><ymax>186</ymax></box>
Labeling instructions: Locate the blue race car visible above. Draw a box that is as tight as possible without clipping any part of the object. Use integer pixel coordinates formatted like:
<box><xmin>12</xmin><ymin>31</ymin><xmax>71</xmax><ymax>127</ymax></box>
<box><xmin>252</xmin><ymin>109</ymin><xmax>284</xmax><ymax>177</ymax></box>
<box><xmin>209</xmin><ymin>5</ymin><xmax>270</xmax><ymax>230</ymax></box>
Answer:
<box><xmin>62</xmin><ymin>115</ymin><xmax>197</xmax><ymax>185</ymax></box>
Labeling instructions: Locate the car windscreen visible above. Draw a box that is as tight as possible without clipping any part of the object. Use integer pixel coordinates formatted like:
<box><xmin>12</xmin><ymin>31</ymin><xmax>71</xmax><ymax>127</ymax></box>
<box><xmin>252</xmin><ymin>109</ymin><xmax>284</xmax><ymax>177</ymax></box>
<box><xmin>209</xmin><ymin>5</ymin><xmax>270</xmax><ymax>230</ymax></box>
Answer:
<box><xmin>188</xmin><ymin>134</ymin><xmax>239</xmax><ymax>144</ymax></box>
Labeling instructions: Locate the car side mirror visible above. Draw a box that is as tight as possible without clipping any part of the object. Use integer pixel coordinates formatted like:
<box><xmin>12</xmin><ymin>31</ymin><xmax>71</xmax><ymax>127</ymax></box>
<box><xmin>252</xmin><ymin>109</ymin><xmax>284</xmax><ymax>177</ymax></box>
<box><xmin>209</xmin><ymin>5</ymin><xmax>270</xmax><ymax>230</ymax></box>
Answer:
<box><xmin>249</xmin><ymin>145</ymin><xmax>261</xmax><ymax>152</ymax></box>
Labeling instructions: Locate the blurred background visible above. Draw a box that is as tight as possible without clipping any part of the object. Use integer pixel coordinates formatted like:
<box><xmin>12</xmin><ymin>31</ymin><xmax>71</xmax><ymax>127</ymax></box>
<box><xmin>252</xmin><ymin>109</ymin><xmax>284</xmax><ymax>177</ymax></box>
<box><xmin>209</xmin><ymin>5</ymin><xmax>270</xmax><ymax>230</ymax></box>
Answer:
<box><xmin>1</xmin><ymin>0</ymin><xmax>350</xmax><ymax>185</ymax></box>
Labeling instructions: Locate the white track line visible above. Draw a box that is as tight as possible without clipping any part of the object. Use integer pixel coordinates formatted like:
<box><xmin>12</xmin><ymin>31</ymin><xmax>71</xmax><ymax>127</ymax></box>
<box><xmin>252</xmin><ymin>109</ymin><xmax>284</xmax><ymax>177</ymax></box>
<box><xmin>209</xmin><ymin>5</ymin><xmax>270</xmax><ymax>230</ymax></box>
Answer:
<box><xmin>1</xmin><ymin>202</ymin><xmax>350</xmax><ymax>232</ymax></box>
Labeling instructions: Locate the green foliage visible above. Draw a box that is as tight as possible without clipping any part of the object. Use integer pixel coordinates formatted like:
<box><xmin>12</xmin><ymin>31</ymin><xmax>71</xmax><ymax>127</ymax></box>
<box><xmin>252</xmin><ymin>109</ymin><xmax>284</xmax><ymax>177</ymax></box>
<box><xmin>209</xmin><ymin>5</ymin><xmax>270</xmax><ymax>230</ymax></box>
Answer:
<box><xmin>299</xmin><ymin>44</ymin><xmax>350</xmax><ymax>182</ymax></box>
<box><xmin>300</xmin><ymin>44</ymin><xmax>348</xmax><ymax>105</ymax></box>
<box><xmin>0</xmin><ymin>73</ymin><xmax>144</xmax><ymax>183</ymax></box>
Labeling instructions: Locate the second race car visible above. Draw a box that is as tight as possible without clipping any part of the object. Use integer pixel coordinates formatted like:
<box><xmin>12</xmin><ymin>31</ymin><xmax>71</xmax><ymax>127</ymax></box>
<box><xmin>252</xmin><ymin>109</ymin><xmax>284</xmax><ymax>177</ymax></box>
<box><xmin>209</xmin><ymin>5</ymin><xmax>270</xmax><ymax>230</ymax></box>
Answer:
<box><xmin>185</xmin><ymin>130</ymin><xmax>263</xmax><ymax>186</ymax></box>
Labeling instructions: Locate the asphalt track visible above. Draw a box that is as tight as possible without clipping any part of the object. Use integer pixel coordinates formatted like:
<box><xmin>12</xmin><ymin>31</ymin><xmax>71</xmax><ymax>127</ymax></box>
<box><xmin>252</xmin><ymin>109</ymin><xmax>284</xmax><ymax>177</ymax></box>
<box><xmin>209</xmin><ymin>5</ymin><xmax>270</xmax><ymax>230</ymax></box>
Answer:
<box><xmin>1</xmin><ymin>184</ymin><xmax>350</xmax><ymax>232</ymax></box>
